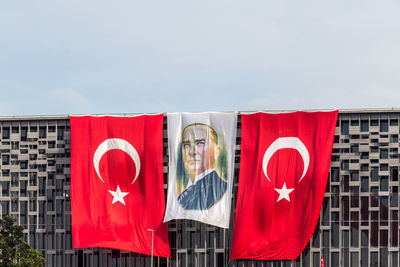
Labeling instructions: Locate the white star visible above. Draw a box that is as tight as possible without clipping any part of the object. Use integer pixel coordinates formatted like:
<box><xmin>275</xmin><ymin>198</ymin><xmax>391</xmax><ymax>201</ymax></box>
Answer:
<box><xmin>108</xmin><ymin>185</ymin><xmax>129</xmax><ymax>205</ymax></box>
<box><xmin>274</xmin><ymin>182</ymin><xmax>295</xmax><ymax>202</ymax></box>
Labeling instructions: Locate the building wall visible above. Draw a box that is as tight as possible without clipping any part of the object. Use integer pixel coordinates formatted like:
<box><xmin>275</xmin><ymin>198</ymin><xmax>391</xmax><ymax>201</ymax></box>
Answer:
<box><xmin>0</xmin><ymin>111</ymin><xmax>398</xmax><ymax>267</ymax></box>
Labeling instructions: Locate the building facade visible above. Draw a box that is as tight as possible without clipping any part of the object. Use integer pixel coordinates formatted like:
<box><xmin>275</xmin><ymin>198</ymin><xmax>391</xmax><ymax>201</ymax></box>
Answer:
<box><xmin>0</xmin><ymin>110</ymin><xmax>399</xmax><ymax>266</ymax></box>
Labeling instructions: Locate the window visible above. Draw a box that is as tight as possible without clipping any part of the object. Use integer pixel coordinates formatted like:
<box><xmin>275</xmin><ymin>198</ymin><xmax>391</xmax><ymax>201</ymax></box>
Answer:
<box><xmin>341</xmin><ymin>160</ymin><xmax>349</xmax><ymax>170</ymax></box>
<box><xmin>11</xmin><ymin>199</ymin><xmax>18</xmax><ymax>212</ymax></box>
<box><xmin>341</xmin><ymin>121</ymin><xmax>349</xmax><ymax>135</ymax></box>
<box><xmin>380</xmin><ymin>176</ymin><xmax>389</xmax><ymax>191</ymax></box>
<box><xmin>39</xmin><ymin>177</ymin><xmax>46</xmax><ymax>196</ymax></box>
<box><xmin>371</xmin><ymin>167</ymin><xmax>379</xmax><ymax>181</ymax></box>
<box><xmin>11</xmin><ymin>173</ymin><xmax>19</xmax><ymax>187</ymax></box>
<box><xmin>20</xmin><ymin>161</ymin><xmax>28</xmax><ymax>169</ymax></box>
<box><xmin>361</xmin><ymin>120</ymin><xmax>369</xmax><ymax>131</ymax></box>
<box><xmin>29</xmin><ymin>172</ymin><xmax>37</xmax><ymax>186</ymax></box>
<box><xmin>48</xmin><ymin>141</ymin><xmax>55</xmax><ymax>149</ymax></box>
<box><xmin>351</xmin><ymin>144</ymin><xmax>359</xmax><ymax>153</ymax></box>
<box><xmin>21</xmin><ymin>127</ymin><xmax>28</xmax><ymax>141</ymax></box>
<box><xmin>351</xmin><ymin>120</ymin><xmax>359</xmax><ymax>126</ymax></box>
<box><xmin>2</xmin><ymin>127</ymin><xmax>10</xmax><ymax>139</ymax></box>
<box><xmin>361</xmin><ymin>176</ymin><xmax>369</xmax><ymax>192</ymax></box>
<box><xmin>39</xmin><ymin>127</ymin><xmax>46</xmax><ymax>138</ymax></box>
<box><xmin>1</xmin><ymin>181</ymin><xmax>9</xmax><ymax>196</ymax></box>
<box><xmin>391</xmin><ymin>167</ymin><xmax>398</xmax><ymax>181</ymax></box>
<box><xmin>11</xmin><ymin>142</ymin><xmax>19</xmax><ymax>150</ymax></box>
<box><xmin>20</xmin><ymin>180</ymin><xmax>27</xmax><ymax>197</ymax></box>
<box><xmin>331</xmin><ymin>167</ymin><xmax>340</xmax><ymax>182</ymax></box>
<box><xmin>2</xmin><ymin>155</ymin><xmax>10</xmax><ymax>165</ymax></box>
<box><xmin>361</xmin><ymin>164</ymin><xmax>369</xmax><ymax>171</ymax></box>
<box><xmin>380</xmin><ymin>120</ymin><xmax>388</xmax><ymax>132</ymax></box>
<box><xmin>1</xmin><ymin>201</ymin><xmax>9</xmax><ymax>216</ymax></box>
<box><xmin>380</xmin><ymin>149</ymin><xmax>388</xmax><ymax>159</ymax></box>
<box><xmin>29</xmin><ymin>199</ymin><xmax>37</xmax><ymax>212</ymax></box>
<box><xmin>350</xmin><ymin>171</ymin><xmax>359</xmax><ymax>181</ymax></box>
<box><xmin>56</xmin><ymin>164</ymin><xmax>64</xmax><ymax>174</ymax></box>
<box><xmin>48</xmin><ymin>173</ymin><xmax>54</xmax><ymax>186</ymax></box>
<box><xmin>371</xmin><ymin>120</ymin><xmax>378</xmax><ymax>126</ymax></box>
<box><xmin>57</xmin><ymin>126</ymin><xmax>64</xmax><ymax>140</ymax></box>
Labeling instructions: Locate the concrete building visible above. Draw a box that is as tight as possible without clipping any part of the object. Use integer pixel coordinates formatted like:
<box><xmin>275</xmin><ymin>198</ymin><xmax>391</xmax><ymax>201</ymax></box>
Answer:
<box><xmin>0</xmin><ymin>110</ymin><xmax>398</xmax><ymax>266</ymax></box>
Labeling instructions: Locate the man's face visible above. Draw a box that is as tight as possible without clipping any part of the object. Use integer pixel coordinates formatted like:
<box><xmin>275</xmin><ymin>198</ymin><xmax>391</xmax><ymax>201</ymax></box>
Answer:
<box><xmin>182</xmin><ymin>125</ymin><xmax>219</xmax><ymax>179</ymax></box>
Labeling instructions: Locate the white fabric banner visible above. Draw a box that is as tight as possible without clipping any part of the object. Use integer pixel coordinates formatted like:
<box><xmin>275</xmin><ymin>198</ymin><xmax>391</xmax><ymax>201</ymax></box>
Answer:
<box><xmin>164</xmin><ymin>112</ymin><xmax>237</xmax><ymax>228</ymax></box>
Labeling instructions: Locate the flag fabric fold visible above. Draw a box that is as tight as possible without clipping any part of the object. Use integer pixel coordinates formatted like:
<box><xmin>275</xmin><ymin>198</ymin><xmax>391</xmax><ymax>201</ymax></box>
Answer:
<box><xmin>164</xmin><ymin>112</ymin><xmax>237</xmax><ymax>228</ymax></box>
<box><xmin>231</xmin><ymin>111</ymin><xmax>338</xmax><ymax>260</ymax></box>
<box><xmin>70</xmin><ymin>115</ymin><xmax>170</xmax><ymax>257</ymax></box>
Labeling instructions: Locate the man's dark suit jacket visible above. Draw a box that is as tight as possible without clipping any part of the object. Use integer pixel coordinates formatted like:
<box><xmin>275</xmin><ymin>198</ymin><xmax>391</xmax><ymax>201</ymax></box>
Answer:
<box><xmin>178</xmin><ymin>170</ymin><xmax>227</xmax><ymax>210</ymax></box>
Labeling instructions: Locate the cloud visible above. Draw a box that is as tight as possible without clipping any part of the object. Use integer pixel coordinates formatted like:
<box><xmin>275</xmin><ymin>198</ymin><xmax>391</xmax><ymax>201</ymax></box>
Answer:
<box><xmin>49</xmin><ymin>88</ymin><xmax>92</xmax><ymax>114</ymax></box>
<box><xmin>1</xmin><ymin>1</ymin><xmax>400</xmax><ymax>115</ymax></box>
<box><xmin>0</xmin><ymin>103</ymin><xmax>13</xmax><ymax>115</ymax></box>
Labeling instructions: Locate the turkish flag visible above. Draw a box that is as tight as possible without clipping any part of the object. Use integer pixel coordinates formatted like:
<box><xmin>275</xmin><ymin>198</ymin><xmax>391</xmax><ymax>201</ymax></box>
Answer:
<box><xmin>70</xmin><ymin>115</ymin><xmax>170</xmax><ymax>257</ymax></box>
<box><xmin>231</xmin><ymin>111</ymin><xmax>338</xmax><ymax>260</ymax></box>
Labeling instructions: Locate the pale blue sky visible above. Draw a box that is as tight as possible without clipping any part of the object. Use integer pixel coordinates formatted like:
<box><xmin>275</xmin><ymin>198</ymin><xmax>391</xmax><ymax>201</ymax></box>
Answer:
<box><xmin>1</xmin><ymin>1</ymin><xmax>400</xmax><ymax>115</ymax></box>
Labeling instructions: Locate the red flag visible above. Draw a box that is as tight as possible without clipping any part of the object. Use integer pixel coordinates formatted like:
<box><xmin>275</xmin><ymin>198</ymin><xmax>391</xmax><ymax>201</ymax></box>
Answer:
<box><xmin>70</xmin><ymin>115</ymin><xmax>170</xmax><ymax>257</ymax></box>
<box><xmin>231</xmin><ymin>111</ymin><xmax>338</xmax><ymax>260</ymax></box>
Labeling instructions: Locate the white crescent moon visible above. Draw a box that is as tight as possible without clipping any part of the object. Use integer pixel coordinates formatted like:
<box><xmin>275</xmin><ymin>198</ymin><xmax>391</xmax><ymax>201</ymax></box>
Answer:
<box><xmin>262</xmin><ymin>137</ymin><xmax>310</xmax><ymax>183</ymax></box>
<box><xmin>93</xmin><ymin>138</ymin><xmax>141</xmax><ymax>184</ymax></box>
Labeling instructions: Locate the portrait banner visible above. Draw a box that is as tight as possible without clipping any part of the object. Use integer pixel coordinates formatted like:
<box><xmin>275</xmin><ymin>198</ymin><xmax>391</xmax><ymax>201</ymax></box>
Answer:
<box><xmin>164</xmin><ymin>112</ymin><xmax>237</xmax><ymax>228</ymax></box>
<box><xmin>231</xmin><ymin>110</ymin><xmax>338</xmax><ymax>260</ymax></box>
<box><xmin>70</xmin><ymin>115</ymin><xmax>170</xmax><ymax>257</ymax></box>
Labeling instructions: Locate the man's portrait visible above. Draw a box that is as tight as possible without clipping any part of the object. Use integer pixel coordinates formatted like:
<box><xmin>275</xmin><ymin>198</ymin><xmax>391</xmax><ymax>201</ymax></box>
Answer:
<box><xmin>176</xmin><ymin>123</ymin><xmax>228</xmax><ymax>210</ymax></box>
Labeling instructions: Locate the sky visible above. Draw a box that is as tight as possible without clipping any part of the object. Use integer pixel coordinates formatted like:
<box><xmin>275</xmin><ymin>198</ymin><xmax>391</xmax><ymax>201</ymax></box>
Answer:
<box><xmin>1</xmin><ymin>0</ymin><xmax>400</xmax><ymax>116</ymax></box>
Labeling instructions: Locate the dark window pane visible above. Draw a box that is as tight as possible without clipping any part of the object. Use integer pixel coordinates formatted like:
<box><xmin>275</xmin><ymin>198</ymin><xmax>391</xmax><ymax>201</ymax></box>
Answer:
<box><xmin>371</xmin><ymin>252</ymin><xmax>378</xmax><ymax>267</ymax></box>
<box><xmin>371</xmin><ymin>167</ymin><xmax>379</xmax><ymax>181</ymax></box>
<box><xmin>351</xmin><ymin>222</ymin><xmax>359</xmax><ymax>247</ymax></box>
<box><xmin>391</xmin><ymin>187</ymin><xmax>399</xmax><ymax>207</ymax></box>
<box><xmin>371</xmin><ymin>222</ymin><xmax>379</xmax><ymax>247</ymax></box>
<box><xmin>342</xmin><ymin>230</ymin><xmax>349</xmax><ymax>247</ymax></box>
<box><xmin>380</xmin><ymin>148</ymin><xmax>388</xmax><ymax>159</ymax></box>
<box><xmin>341</xmin><ymin>160</ymin><xmax>349</xmax><ymax>170</ymax></box>
<box><xmin>341</xmin><ymin>121</ymin><xmax>349</xmax><ymax>135</ymax></box>
<box><xmin>391</xmin><ymin>167</ymin><xmax>398</xmax><ymax>181</ymax></box>
<box><xmin>392</xmin><ymin>252</ymin><xmax>398</xmax><ymax>267</ymax></box>
<box><xmin>2</xmin><ymin>127</ymin><xmax>10</xmax><ymax>139</ymax></box>
<box><xmin>332</xmin><ymin>222</ymin><xmax>339</xmax><ymax>248</ymax></box>
<box><xmin>380</xmin><ymin>197</ymin><xmax>388</xmax><ymax>225</ymax></box>
<box><xmin>380</xmin><ymin>176</ymin><xmax>388</xmax><ymax>191</ymax></box>
<box><xmin>380</xmin><ymin>248</ymin><xmax>388</xmax><ymax>267</ymax></box>
<box><xmin>351</xmin><ymin>252</ymin><xmax>358</xmax><ymax>267</ymax></box>
<box><xmin>361</xmin><ymin>176</ymin><xmax>369</xmax><ymax>192</ymax></box>
<box><xmin>361</xmin><ymin>248</ymin><xmax>368</xmax><ymax>266</ymax></box>
<box><xmin>331</xmin><ymin>167</ymin><xmax>339</xmax><ymax>182</ymax></box>
<box><xmin>361</xmin><ymin>230</ymin><xmax>368</xmax><ymax>247</ymax></box>
<box><xmin>380</xmin><ymin>120</ymin><xmax>388</xmax><ymax>132</ymax></box>
<box><xmin>322</xmin><ymin>198</ymin><xmax>329</xmax><ymax>226</ymax></box>
<box><xmin>312</xmin><ymin>252</ymin><xmax>320</xmax><ymax>267</ymax></box>
<box><xmin>332</xmin><ymin>252</ymin><xmax>339</xmax><ymax>267</ymax></box>
<box><xmin>361</xmin><ymin>120</ymin><xmax>369</xmax><ymax>131</ymax></box>
<box><xmin>361</xmin><ymin>197</ymin><xmax>369</xmax><ymax>224</ymax></box>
